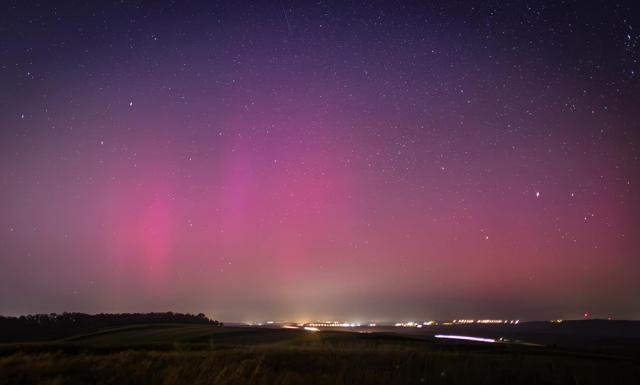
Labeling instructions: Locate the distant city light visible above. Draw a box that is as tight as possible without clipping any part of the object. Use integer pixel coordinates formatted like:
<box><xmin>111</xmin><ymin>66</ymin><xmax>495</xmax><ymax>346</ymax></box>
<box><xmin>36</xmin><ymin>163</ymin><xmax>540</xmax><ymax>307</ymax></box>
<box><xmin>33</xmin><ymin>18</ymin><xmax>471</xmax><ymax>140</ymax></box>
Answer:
<box><xmin>435</xmin><ymin>334</ymin><xmax>496</xmax><ymax>343</ymax></box>
<box><xmin>451</xmin><ymin>319</ymin><xmax>520</xmax><ymax>325</ymax></box>
<box><xmin>305</xmin><ymin>322</ymin><xmax>362</xmax><ymax>328</ymax></box>
<box><xmin>255</xmin><ymin>319</ymin><xmax>522</xmax><ymax>329</ymax></box>
<box><xmin>304</xmin><ymin>326</ymin><xmax>319</xmax><ymax>332</ymax></box>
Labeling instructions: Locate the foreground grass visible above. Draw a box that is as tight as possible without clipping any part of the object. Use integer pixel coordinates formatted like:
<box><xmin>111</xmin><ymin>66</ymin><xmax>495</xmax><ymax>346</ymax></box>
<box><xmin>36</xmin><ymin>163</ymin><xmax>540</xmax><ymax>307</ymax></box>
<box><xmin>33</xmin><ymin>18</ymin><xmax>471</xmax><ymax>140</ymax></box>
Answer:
<box><xmin>1</xmin><ymin>325</ymin><xmax>639</xmax><ymax>384</ymax></box>
<box><xmin>1</xmin><ymin>344</ymin><xmax>639</xmax><ymax>385</ymax></box>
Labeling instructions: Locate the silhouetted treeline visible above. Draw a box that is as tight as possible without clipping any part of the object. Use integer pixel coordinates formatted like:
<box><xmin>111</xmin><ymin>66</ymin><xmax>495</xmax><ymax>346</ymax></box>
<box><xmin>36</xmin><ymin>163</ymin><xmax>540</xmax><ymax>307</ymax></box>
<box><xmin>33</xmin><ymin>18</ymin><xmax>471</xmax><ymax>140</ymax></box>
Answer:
<box><xmin>0</xmin><ymin>312</ymin><xmax>223</xmax><ymax>342</ymax></box>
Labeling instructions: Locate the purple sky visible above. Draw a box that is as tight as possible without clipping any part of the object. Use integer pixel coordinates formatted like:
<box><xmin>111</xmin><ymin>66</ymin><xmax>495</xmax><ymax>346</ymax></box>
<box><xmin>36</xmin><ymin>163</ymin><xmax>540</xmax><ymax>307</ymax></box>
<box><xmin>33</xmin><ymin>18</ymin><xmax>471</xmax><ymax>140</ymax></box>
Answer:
<box><xmin>1</xmin><ymin>1</ymin><xmax>639</xmax><ymax>321</ymax></box>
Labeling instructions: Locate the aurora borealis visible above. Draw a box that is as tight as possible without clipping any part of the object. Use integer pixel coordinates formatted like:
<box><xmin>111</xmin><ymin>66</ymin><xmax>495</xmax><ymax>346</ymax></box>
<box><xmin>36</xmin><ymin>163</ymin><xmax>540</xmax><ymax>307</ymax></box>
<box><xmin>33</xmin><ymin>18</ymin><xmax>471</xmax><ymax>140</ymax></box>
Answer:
<box><xmin>1</xmin><ymin>1</ymin><xmax>639</xmax><ymax>322</ymax></box>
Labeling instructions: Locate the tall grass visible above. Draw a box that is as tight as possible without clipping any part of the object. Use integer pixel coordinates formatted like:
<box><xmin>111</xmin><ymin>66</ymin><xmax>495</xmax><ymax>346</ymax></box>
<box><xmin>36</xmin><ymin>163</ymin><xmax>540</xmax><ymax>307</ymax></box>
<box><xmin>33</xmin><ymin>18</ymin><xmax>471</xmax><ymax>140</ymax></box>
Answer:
<box><xmin>1</xmin><ymin>343</ymin><xmax>638</xmax><ymax>385</ymax></box>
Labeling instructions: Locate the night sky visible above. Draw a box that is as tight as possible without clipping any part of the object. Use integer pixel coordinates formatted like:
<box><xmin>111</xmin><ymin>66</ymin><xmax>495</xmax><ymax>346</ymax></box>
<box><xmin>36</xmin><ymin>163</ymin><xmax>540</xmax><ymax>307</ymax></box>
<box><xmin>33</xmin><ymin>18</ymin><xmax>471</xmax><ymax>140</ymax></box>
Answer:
<box><xmin>1</xmin><ymin>1</ymin><xmax>639</xmax><ymax>322</ymax></box>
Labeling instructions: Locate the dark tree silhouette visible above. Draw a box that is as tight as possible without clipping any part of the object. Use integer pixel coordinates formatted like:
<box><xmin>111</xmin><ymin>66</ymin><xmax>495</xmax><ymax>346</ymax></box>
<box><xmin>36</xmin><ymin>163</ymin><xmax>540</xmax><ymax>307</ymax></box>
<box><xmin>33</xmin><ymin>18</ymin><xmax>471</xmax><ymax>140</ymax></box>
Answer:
<box><xmin>0</xmin><ymin>312</ymin><xmax>223</xmax><ymax>342</ymax></box>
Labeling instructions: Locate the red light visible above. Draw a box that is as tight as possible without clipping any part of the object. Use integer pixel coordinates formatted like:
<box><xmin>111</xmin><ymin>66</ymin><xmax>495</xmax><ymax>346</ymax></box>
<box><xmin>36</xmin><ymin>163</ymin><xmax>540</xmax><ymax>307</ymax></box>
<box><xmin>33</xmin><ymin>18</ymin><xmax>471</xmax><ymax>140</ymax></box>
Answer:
<box><xmin>583</xmin><ymin>312</ymin><xmax>589</xmax><ymax>319</ymax></box>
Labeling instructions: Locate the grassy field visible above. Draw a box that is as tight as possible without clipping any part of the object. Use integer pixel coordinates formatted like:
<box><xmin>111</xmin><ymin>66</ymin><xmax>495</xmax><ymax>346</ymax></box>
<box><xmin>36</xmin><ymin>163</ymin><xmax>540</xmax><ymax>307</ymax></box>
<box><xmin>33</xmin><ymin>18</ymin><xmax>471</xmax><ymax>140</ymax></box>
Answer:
<box><xmin>1</xmin><ymin>324</ymin><xmax>639</xmax><ymax>385</ymax></box>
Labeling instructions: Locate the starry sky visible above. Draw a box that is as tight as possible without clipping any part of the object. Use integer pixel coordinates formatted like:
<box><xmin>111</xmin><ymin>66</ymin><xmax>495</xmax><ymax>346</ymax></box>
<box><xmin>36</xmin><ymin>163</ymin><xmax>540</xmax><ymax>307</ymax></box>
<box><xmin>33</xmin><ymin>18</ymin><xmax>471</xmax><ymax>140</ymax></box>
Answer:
<box><xmin>1</xmin><ymin>1</ymin><xmax>639</xmax><ymax>322</ymax></box>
